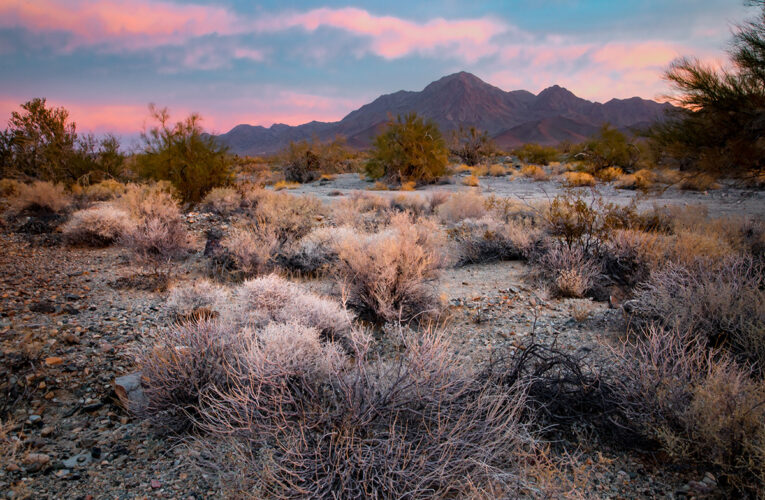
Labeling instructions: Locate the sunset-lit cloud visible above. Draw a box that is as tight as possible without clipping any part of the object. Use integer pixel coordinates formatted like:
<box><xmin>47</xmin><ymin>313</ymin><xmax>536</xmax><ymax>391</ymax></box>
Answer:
<box><xmin>0</xmin><ymin>0</ymin><xmax>755</xmax><ymax>133</ymax></box>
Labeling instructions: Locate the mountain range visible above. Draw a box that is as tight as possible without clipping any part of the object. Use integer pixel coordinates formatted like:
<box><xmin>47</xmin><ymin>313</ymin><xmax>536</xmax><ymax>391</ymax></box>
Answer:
<box><xmin>215</xmin><ymin>72</ymin><xmax>673</xmax><ymax>155</ymax></box>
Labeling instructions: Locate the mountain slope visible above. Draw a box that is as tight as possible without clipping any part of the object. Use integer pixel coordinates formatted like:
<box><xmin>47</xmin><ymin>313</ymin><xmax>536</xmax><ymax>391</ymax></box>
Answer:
<box><xmin>215</xmin><ymin>72</ymin><xmax>673</xmax><ymax>154</ymax></box>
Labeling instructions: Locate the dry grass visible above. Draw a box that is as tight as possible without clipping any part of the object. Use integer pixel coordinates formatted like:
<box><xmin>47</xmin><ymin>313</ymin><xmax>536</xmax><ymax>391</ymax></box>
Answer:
<box><xmin>202</xmin><ymin>187</ymin><xmax>242</xmax><ymax>214</ymax></box>
<box><xmin>562</xmin><ymin>171</ymin><xmax>596</xmax><ymax>187</ymax></box>
<box><xmin>594</xmin><ymin>166</ymin><xmax>623</xmax><ymax>182</ymax></box>
<box><xmin>488</xmin><ymin>163</ymin><xmax>508</xmax><ymax>176</ymax></box>
<box><xmin>0</xmin><ymin>178</ymin><xmax>23</xmax><ymax>197</ymax></box>
<box><xmin>83</xmin><ymin>179</ymin><xmax>127</xmax><ymax>201</ymax></box>
<box><xmin>679</xmin><ymin>173</ymin><xmax>721</xmax><ymax>191</ymax></box>
<box><xmin>9</xmin><ymin>181</ymin><xmax>71</xmax><ymax>214</ymax></box>
<box><xmin>436</xmin><ymin>191</ymin><xmax>485</xmax><ymax>223</ymax></box>
<box><xmin>399</xmin><ymin>180</ymin><xmax>417</xmax><ymax>191</ymax></box>
<box><xmin>62</xmin><ymin>205</ymin><xmax>134</xmax><ymax>247</ymax></box>
<box><xmin>272</xmin><ymin>180</ymin><xmax>299</xmax><ymax>191</ymax></box>
<box><xmin>614</xmin><ymin>169</ymin><xmax>656</xmax><ymax>190</ymax></box>
<box><xmin>462</xmin><ymin>174</ymin><xmax>480</xmax><ymax>186</ymax></box>
<box><xmin>520</xmin><ymin>164</ymin><xmax>549</xmax><ymax>181</ymax></box>
<box><xmin>220</xmin><ymin>224</ymin><xmax>280</xmax><ymax>277</ymax></box>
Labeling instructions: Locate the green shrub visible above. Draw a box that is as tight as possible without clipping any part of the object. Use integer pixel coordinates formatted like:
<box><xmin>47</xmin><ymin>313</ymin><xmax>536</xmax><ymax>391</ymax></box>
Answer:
<box><xmin>136</xmin><ymin>105</ymin><xmax>233</xmax><ymax>203</ymax></box>
<box><xmin>512</xmin><ymin>143</ymin><xmax>559</xmax><ymax>165</ymax></box>
<box><xmin>571</xmin><ymin>124</ymin><xmax>640</xmax><ymax>170</ymax></box>
<box><xmin>448</xmin><ymin>126</ymin><xmax>495</xmax><ymax>166</ymax></box>
<box><xmin>281</xmin><ymin>136</ymin><xmax>351</xmax><ymax>183</ymax></box>
<box><xmin>365</xmin><ymin>113</ymin><xmax>448</xmax><ymax>184</ymax></box>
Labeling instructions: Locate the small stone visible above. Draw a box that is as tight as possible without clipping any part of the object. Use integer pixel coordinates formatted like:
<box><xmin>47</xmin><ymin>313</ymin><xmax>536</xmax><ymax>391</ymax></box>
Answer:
<box><xmin>41</xmin><ymin>426</ymin><xmax>54</xmax><ymax>437</ymax></box>
<box><xmin>6</xmin><ymin>463</ymin><xmax>20</xmax><ymax>472</ymax></box>
<box><xmin>151</xmin><ymin>479</ymin><xmax>161</xmax><ymax>489</ymax></box>
<box><xmin>30</xmin><ymin>300</ymin><xmax>56</xmax><ymax>313</ymax></box>
<box><xmin>27</xmin><ymin>414</ymin><xmax>42</xmax><ymax>425</ymax></box>
<box><xmin>45</xmin><ymin>356</ymin><xmax>64</xmax><ymax>366</ymax></box>
<box><xmin>23</xmin><ymin>453</ymin><xmax>50</xmax><ymax>465</ymax></box>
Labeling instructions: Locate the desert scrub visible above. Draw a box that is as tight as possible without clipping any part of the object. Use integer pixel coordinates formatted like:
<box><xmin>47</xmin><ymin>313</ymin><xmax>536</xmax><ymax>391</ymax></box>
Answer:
<box><xmin>513</xmin><ymin>143</ymin><xmax>559</xmax><ymax>165</ymax></box>
<box><xmin>249</xmin><ymin>191</ymin><xmax>323</xmax><ymax>242</ymax></box>
<box><xmin>83</xmin><ymin>179</ymin><xmax>127</xmax><ymax>201</ymax></box>
<box><xmin>331</xmin><ymin>191</ymin><xmax>392</xmax><ymax>230</ymax></box>
<box><xmin>533</xmin><ymin>244</ymin><xmax>602</xmax><ymax>298</ymax></box>
<box><xmin>520</xmin><ymin>164</ymin><xmax>549</xmax><ymax>181</ymax></box>
<box><xmin>562</xmin><ymin>171</ymin><xmax>596</xmax><ymax>187</ymax></box>
<box><xmin>202</xmin><ymin>187</ymin><xmax>242</xmax><ymax>215</ymax></box>
<box><xmin>335</xmin><ymin>215</ymin><xmax>444</xmax><ymax>322</ymax></box>
<box><xmin>629</xmin><ymin>256</ymin><xmax>765</xmax><ymax>367</ymax></box>
<box><xmin>450</xmin><ymin>216</ymin><xmax>541</xmax><ymax>265</ymax></box>
<box><xmin>166</xmin><ymin>279</ymin><xmax>228</xmax><ymax>320</ymax></box>
<box><xmin>594</xmin><ymin>166</ymin><xmax>623</xmax><ymax>181</ymax></box>
<box><xmin>119</xmin><ymin>182</ymin><xmax>193</xmax><ymax>264</ymax></box>
<box><xmin>614</xmin><ymin>169</ymin><xmax>656</xmax><ymax>190</ymax></box>
<box><xmin>616</xmin><ymin>325</ymin><xmax>765</xmax><ymax>496</ymax></box>
<box><xmin>0</xmin><ymin>178</ymin><xmax>23</xmax><ymax>197</ymax></box>
<box><xmin>283</xmin><ymin>225</ymin><xmax>356</xmax><ymax>274</ymax></box>
<box><xmin>678</xmin><ymin>173</ymin><xmax>720</xmax><ymax>191</ymax></box>
<box><xmin>9</xmin><ymin>180</ymin><xmax>71</xmax><ymax>214</ymax></box>
<box><xmin>436</xmin><ymin>191</ymin><xmax>485</xmax><ymax>223</ymax></box>
<box><xmin>461</xmin><ymin>174</ymin><xmax>479</xmax><ymax>186</ymax></box>
<box><xmin>232</xmin><ymin>274</ymin><xmax>356</xmax><ymax>347</ymax></box>
<box><xmin>61</xmin><ymin>205</ymin><xmax>134</xmax><ymax>247</ymax></box>
<box><xmin>219</xmin><ymin>224</ymin><xmax>280</xmax><ymax>278</ymax></box>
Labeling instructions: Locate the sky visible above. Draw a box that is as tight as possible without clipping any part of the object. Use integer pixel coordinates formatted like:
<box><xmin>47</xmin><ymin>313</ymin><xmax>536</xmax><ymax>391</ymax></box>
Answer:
<box><xmin>0</xmin><ymin>0</ymin><xmax>756</xmax><ymax>141</ymax></box>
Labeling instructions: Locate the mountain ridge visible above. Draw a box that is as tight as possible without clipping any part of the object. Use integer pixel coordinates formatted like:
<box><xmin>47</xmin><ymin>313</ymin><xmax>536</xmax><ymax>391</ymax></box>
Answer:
<box><xmin>215</xmin><ymin>71</ymin><xmax>673</xmax><ymax>154</ymax></box>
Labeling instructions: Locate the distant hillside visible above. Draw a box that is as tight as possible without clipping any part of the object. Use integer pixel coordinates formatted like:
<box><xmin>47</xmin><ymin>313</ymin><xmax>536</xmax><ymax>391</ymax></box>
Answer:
<box><xmin>215</xmin><ymin>72</ymin><xmax>673</xmax><ymax>155</ymax></box>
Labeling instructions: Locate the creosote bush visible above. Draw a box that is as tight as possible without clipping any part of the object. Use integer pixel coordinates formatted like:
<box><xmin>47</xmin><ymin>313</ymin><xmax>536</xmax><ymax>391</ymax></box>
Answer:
<box><xmin>365</xmin><ymin>112</ymin><xmax>448</xmax><ymax>184</ymax></box>
<box><xmin>513</xmin><ymin>143</ymin><xmax>559</xmax><ymax>165</ymax></box>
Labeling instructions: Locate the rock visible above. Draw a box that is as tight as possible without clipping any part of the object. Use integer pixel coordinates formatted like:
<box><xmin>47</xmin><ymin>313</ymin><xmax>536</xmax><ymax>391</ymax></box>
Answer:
<box><xmin>44</xmin><ymin>356</ymin><xmax>64</xmax><ymax>366</ymax></box>
<box><xmin>6</xmin><ymin>463</ymin><xmax>20</xmax><ymax>472</ymax></box>
<box><xmin>40</xmin><ymin>426</ymin><xmax>54</xmax><ymax>437</ymax></box>
<box><xmin>62</xmin><ymin>304</ymin><xmax>79</xmax><ymax>315</ymax></box>
<box><xmin>63</xmin><ymin>453</ymin><xmax>92</xmax><ymax>468</ymax></box>
<box><xmin>114</xmin><ymin>372</ymin><xmax>146</xmax><ymax>411</ymax></box>
<box><xmin>23</xmin><ymin>453</ymin><xmax>50</xmax><ymax>465</ymax></box>
<box><xmin>151</xmin><ymin>479</ymin><xmax>161</xmax><ymax>489</ymax></box>
<box><xmin>27</xmin><ymin>414</ymin><xmax>42</xmax><ymax>425</ymax></box>
<box><xmin>30</xmin><ymin>300</ymin><xmax>56</xmax><ymax>313</ymax></box>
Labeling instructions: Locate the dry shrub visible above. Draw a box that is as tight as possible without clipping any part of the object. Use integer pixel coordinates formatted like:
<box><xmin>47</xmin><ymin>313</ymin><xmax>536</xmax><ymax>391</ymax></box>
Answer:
<box><xmin>679</xmin><ymin>173</ymin><xmax>721</xmax><ymax>191</ymax></box>
<box><xmin>391</xmin><ymin>193</ymin><xmax>428</xmax><ymax>216</ymax></box>
<box><xmin>594</xmin><ymin>166</ymin><xmax>623</xmax><ymax>181</ymax></box>
<box><xmin>9</xmin><ymin>181</ymin><xmax>71</xmax><ymax>214</ymax></box>
<box><xmin>520</xmin><ymin>164</ymin><xmax>549</xmax><ymax>181</ymax></box>
<box><xmin>118</xmin><ymin>183</ymin><xmax>192</xmax><ymax>264</ymax></box>
<box><xmin>61</xmin><ymin>205</ymin><xmax>134</xmax><ymax>246</ymax></box>
<box><xmin>220</xmin><ymin>224</ymin><xmax>280</xmax><ymax>277</ymax></box>
<box><xmin>436</xmin><ymin>191</ymin><xmax>485</xmax><ymax>223</ymax></box>
<box><xmin>614</xmin><ymin>169</ymin><xmax>656</xmax><ymax>190</ymax></box>
<box><xmin>449</xmin><ymin>216</ymin><xmax>541</xmax><ymax>265</ymax></box>
<box><xmin>534</xmin><ymin>245</ymin><xmax>602</xmax><ymax>298</ymax></box>
<box><xmin>232</xmin><ymin>274</ymin><xmax>355</xmax><ymax>346</ymax></box>
<box><xmin>653</xmin><ymin>168</ymin><xmax>684</xmax><ymax>185</ymax></box>
<box><xmin>284</xmin><ymin>225</ymin><xmax>356</xmax><ymax>274</ymax></box>
<box><xmin>600</xmin><ymin>229</ymin><xmax>665</xmax><ymax>288</ymax></box>
<box><xmin>136</xmin><ymin>319</ymin><xmax>239</xmax><ymax>432</ymax></box>
<box><xmin>562</xmin><ymin>171</ymin><xmax>596</xmax><ymax>187</ymax></box>
<box><xmin>166</xmin><ymin>279</ymin><xmax>228</xmax><ymax>320</ymax></box>
<box><xmin>488</xmin><ymin>163</ymin><xmax>507</xmax><ymax>176</ymax></box>
<box><xmin>332</xmin><ymin>191</ymin><xmax>392</xmax><ymax>230</ymax></box>
<box><xmin>84</xmin><ymin>179</ymin><xmax>127</xmax><ymax>201</ymax></box>
<box><xmin>273</xmin><ymin>180</ymin><xmax>299</xmax><ymax>191</ymax></box>
<box><xmin>250</xmin><ymin>191</ymin><xmax>323</xmax><ymax>241</ymax></box>
<box><xmin>616</xmin><ymin>325</ymin><xmax>765</xmax><ymax>495</ymax></box>
<box><xmin>336</xmin><ymin>216</ymin><xmax>443</xmax><ymax>323</ymax></box>
<box><xmin>399</xmin><ymin>180</ymin><xmax>416</xmax><ymax>191</ymax></box>
<box><xmin>202</xmin><ymin>187</ymin><xmax>242</xmax><ymax>214</ymax></box>
<box><xmin>197</xmin><ymin>329</ymin><xmax>534</xmax><ymax>499</ymax></box>
<box><xmin>462</xmin><ymin>174</ymin><xmax>479</xmax><ymax>186</ymax></box>
<box><xmin>116</xmin><ymin>181</ymin><xmax>178</xmax><ymax>219</ymax></box>
<box><xmin>668</xmin><ymin>229</ymin><xmax>737</xmax><ymax>266</ymax></box>
<box><xmin>0</xmin><ymin>178</ymin><xmax>23</xmax><ymax>197</ymax></box>
<box><xmin>630</xmin><ymin>257</ymin><xmax>765</xmax><ymax>367</ymax></box>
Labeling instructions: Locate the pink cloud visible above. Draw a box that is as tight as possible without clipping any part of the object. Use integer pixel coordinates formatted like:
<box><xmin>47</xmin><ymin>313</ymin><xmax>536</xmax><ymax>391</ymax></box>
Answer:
<box><xmin>281</xmin><ymin>7</ymin><xmax>506</xmax><ymax>61</ymax></box>
<box><xmin>0</xmin><ymin>0</ymin><xmax>242</xmax><ymax>49</ymax></box>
